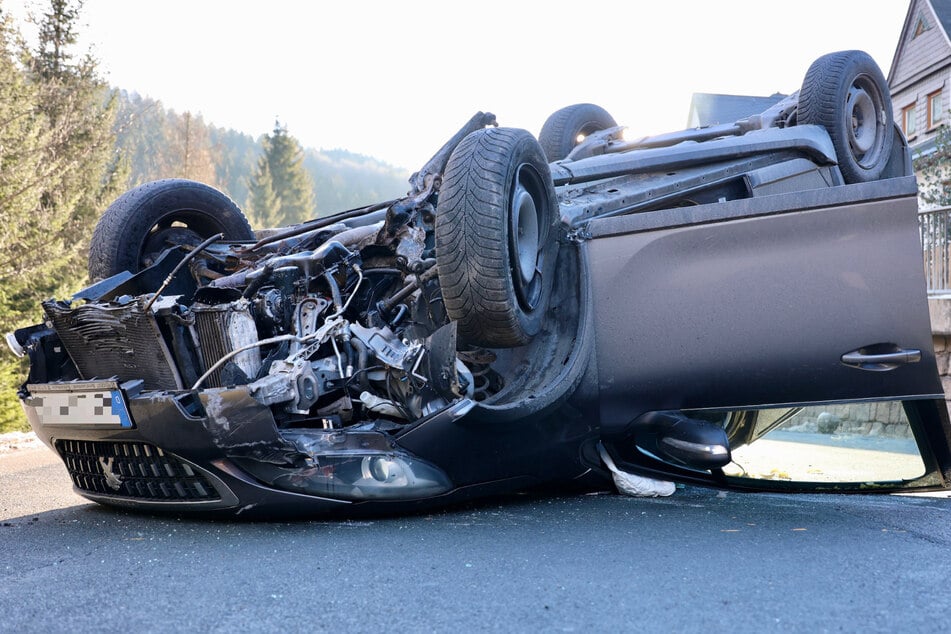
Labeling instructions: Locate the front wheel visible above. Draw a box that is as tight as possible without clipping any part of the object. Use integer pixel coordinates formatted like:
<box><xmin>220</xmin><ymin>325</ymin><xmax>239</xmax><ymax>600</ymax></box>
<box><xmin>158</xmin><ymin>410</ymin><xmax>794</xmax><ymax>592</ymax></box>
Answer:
<box><xmin>88</xmin><ymin>179</ymin><xmax>255</xmax><ymax>281</ymax></box>
<box><xmin>435</xmin><ymin>128</ymin><xmax>559</xmax><ymax>348</ymax></box>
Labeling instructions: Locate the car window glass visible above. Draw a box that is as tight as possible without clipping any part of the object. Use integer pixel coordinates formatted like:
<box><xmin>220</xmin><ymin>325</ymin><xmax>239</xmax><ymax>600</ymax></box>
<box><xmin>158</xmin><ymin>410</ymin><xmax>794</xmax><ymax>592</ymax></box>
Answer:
<box><xmin>716</xmin><ymin>402</ymin><xmax>925</xmax><ymax>483</ymax></box>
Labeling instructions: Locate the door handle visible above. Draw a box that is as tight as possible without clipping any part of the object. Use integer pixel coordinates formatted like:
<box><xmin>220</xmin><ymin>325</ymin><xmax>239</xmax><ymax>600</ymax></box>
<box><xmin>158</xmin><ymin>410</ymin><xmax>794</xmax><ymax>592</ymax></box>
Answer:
<box><xmin>841</xmin><ymin>346</ymin><xmax>921</xmax><ymax>371</ymax></box>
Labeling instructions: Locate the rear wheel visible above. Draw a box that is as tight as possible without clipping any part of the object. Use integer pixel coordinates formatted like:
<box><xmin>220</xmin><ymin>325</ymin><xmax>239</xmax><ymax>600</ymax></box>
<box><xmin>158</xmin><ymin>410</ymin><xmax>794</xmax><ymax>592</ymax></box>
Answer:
<box><xmin>797</xmin><ymin>50</ymin><xmax>894</xmax><ymax>184</ymax></box>
<box><xmin>435</xmin><ymin>128</ymin><xmax>559</xmax><ymax>348</ymax></box>
<box><xmin>88</xmin><ymin>179</ymin><xmax>255</xmax><ymax>281</ymax></box>
<box><xmin>538</xmin><ymin>103</ymin><xmax>617</xmax><ymax>162</ymax></box>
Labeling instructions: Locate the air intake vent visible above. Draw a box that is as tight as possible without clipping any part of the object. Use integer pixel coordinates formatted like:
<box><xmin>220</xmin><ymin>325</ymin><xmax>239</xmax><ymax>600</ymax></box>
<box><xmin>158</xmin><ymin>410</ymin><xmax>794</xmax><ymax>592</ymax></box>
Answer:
<box><xmin>55</xmin><ymin>439</ymin><xmax>220</xmax><ymax>501</ymax></box>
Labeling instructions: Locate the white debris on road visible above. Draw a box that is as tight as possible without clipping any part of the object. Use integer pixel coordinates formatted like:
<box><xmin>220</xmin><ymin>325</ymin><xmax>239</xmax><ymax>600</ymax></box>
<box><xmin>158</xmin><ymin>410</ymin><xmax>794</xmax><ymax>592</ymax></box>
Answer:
<box><xmin>598</xmin><ymin>443</ymin><xmax>676</xmax><ymax>497</ymax></box>
<box><xmin>0</xmin><ymin>431</ymin><xmax>42</xmax><ymax>454</ymax></box>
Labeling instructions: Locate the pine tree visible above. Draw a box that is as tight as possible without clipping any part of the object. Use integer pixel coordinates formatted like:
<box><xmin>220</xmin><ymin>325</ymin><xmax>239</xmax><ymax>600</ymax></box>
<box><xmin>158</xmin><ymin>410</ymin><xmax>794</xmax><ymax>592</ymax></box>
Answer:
<box><xmin>0</xmin><ymin>12</ymin><xmax>61</xmax><ymax>432</ymax></box>
<box><xmin>247</xmin><ymin>120</ymin><xmax>315</xmax><ymax>227</ymax></box>
<box><xmin>27</xmin><ymin>0</ymin><xmax>126</xmax><ymax>297</ymax></box>
<box><xmin>31</xmin><ymin>0</ymin><xmax>81</xmax><ymax>79</ymax></box>
<box><xmin>0</xmin><ymin>13</ymin><xmax>55</xmax><ymax>321</ymax></box>
<box><xmin>248</xmin><ymin>156</ymin><xmax>280</xmax><ymax>228</ymax></box>
<box><xmin>0</xmin><ymin>1</ymin><xmax>125</xmax><ymax>431</ymax></box>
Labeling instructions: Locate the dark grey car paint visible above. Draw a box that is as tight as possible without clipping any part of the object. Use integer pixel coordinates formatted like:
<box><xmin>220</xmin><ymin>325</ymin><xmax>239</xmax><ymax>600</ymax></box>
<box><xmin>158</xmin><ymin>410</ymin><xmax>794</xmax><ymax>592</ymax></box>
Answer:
<box><xmin>584</xmin><ymin>176</ymin><xmax>941</xmax><ymax>435</ymax></box>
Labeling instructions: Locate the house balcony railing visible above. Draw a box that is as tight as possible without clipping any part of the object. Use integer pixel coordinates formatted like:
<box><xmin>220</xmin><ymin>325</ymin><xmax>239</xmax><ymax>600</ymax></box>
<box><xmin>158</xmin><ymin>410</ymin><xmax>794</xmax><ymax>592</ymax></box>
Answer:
<box><xmin>920</xmin><ymin>206</ymin><xmax>951</xmax><ymax>294</ymax></box>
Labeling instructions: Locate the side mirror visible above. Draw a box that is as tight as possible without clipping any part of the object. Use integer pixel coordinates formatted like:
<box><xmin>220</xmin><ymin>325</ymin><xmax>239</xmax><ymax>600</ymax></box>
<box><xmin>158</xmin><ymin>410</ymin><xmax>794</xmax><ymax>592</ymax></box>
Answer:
<box><xmin>628</xmin><ymin>411</ymin><xmax>731</xmax><ymax>470</ymax></box>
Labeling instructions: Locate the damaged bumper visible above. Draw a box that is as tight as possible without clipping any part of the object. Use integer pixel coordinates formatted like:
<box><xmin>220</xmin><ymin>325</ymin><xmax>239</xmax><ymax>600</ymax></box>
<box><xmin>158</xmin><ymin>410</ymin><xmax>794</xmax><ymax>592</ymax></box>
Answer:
<box><xmin>21</xmin><ymin>380</ymin><xmax>456</xmax><ymax>514</ymax></box>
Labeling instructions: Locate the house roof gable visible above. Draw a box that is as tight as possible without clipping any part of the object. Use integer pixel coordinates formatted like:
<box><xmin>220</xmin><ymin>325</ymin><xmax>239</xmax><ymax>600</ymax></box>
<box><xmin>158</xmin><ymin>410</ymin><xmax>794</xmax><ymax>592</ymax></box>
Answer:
<box><xmin>889</xmin><ymin>0</ymin><xmax>951</xmax><ymax>88</ymax></box>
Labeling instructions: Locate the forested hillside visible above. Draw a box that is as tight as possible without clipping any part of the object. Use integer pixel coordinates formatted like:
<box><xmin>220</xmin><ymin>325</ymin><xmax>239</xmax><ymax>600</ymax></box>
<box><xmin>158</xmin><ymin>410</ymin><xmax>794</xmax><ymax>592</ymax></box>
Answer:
<box><xmin>114</xmin><ymin>91</ymin><xmax>411</xmax><ymax>226</ymax></box>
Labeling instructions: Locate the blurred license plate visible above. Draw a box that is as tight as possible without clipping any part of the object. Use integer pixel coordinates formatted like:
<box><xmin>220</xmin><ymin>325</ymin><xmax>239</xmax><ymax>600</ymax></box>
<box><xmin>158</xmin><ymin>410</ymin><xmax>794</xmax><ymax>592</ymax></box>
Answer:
<box><xmin>25</xmin><ymin>381</ymin><xmax>134</xmax><ymax>428</ymax></box>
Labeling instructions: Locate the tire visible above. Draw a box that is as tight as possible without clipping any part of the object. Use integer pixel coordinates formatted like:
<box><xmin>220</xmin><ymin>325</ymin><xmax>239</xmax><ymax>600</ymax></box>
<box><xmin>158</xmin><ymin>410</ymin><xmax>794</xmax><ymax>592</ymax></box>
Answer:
<box><xmin>538</xmin><ymin>103</ymin><xmax>617</xmax><ymax>162</ymax></box>
<box><xmin>435</xmin><ymin>128</ymin><xmax>559</xmax><ymax>348</ymax></box>
<box><xmin>88</xmin><ymin>179</ymin><xmax>255</xmax><ymax>281</ymax></box>
<box><xmin>797</xmin><ymin>50</ymin><xmax>894</xmax><ymax>184</ymax></box>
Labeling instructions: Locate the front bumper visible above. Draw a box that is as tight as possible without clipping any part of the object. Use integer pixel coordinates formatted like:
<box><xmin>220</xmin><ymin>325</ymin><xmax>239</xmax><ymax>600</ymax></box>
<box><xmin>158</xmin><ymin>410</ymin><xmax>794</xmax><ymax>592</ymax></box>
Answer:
<box><xmin>20</xmin><ymin>381</ymin><xmax>457</xmax><ymax>517</ymax></box>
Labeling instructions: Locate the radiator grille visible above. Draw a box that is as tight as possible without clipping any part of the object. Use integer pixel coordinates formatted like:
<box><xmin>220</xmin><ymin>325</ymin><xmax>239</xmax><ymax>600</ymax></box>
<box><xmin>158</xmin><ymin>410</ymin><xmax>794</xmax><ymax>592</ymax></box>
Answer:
<box><xmin>43</xmin><ymin>300</ymin><xmax>182</xmax><ymax>390</ymax></box>
<box><xmin>55</xmin><ymin>439</ymin><xmax>220</xmax><ymax>501</ymax></box>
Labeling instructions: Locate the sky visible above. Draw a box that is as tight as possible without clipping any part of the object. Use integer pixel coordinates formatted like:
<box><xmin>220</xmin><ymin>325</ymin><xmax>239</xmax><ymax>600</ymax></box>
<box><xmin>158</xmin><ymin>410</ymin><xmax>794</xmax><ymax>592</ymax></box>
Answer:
<box><xmin>6</xmin><ymin>0</ymin><xmax>913</xmax><ymax>172</ymax></box>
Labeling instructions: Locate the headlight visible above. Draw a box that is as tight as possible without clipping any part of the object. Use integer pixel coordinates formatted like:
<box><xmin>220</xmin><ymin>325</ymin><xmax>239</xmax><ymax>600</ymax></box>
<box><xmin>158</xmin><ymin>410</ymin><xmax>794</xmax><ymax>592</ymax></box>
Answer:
<box><xmin>232</xmin><ymin>429</ymin><xmax>452</xmax><ymax>501</ymax></box>
<box><xmin>363</xmin><ymin>456</ymin><xmax>400</xmax><ymax>483</ymax></box>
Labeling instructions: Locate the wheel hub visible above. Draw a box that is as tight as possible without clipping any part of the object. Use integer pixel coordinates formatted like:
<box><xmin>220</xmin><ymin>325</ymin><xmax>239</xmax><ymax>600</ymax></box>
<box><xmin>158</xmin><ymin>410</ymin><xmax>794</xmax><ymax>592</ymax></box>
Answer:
<box><xmin>141</xmin><ymin>226</ymin><xmax>204</xmax><ymax>267</ymax></box>
<box><xmin>511</xmin><ymin>182</ymin><xmax>540</xmax><ymax>286</ymax></box>
<box><xmin>509</xmin><ymin>164</ymin><xmax>546</xmax><ymax>312</ymax></box>
<box><xmin>846</xmin><ymin>84</ymin><xmax>878</xmax><ymax>158</ymax></box>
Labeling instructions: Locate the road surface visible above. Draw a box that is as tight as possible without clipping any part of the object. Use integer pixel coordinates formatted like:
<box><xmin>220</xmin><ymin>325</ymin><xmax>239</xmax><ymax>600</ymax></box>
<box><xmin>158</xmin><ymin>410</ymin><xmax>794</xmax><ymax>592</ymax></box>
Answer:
<box><xmin>2</xmin><ymin>443</ymin><xmax>951</xmax><ymax>632</ymax></box>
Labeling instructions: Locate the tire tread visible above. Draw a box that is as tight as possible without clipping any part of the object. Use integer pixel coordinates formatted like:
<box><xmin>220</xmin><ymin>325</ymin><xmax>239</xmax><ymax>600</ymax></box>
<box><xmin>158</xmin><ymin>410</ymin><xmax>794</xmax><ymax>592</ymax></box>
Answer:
<box><xmin>436</xmin><ymin>128</ymin><xmax>557</xmax><ymax>347</ymax></box>
<box><xmin>88</xmin><ymin>179</ymin><xmax>254</xmax><ymax>281</ymax></box>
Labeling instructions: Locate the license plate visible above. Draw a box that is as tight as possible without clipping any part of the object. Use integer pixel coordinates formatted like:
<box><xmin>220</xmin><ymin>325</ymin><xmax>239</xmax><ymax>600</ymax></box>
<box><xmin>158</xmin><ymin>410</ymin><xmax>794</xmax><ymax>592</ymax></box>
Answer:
<box><xmin>25</xmin><ymin>381</ymin><xmax>134</xmax><ymax>429</ymax></box>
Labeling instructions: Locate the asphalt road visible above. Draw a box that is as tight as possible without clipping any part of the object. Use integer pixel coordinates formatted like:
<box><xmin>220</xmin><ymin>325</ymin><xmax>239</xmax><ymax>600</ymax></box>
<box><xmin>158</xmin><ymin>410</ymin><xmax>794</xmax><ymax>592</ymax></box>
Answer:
<box><xmin>2</xmin><ymin>445</ymin><xmax>951</xmax><ymax>633</ymax></box>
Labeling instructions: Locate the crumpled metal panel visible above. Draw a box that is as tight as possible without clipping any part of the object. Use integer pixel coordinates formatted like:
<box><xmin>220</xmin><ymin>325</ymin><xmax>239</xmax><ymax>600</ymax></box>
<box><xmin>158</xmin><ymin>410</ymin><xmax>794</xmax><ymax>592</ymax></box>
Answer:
<box><xmin>43</xmin><ymin>299</ymin><xmax>183</xmax><ymax>390</ymax></box>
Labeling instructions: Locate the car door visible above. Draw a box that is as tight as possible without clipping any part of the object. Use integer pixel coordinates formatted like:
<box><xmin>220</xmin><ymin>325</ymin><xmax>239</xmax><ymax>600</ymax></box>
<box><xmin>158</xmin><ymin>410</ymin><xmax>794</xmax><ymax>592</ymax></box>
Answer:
<box><xmin>584</xmin><ymin>175</ymin><xmax>951</xmax><ymax>491</ymax></box>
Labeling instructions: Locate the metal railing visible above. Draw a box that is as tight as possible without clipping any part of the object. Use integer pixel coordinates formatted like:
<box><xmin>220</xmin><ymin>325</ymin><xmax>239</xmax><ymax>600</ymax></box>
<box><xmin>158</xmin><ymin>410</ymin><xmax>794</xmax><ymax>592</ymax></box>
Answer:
<box><xmin>920</xmin><ymin>206</ymin><xmax>951</xmax><ymax>294</ymax></box>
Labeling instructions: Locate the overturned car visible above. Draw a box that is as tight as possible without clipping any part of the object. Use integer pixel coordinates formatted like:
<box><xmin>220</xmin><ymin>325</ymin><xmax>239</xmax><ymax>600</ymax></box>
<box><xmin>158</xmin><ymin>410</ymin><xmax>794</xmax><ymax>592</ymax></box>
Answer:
<box><xmin>11</xmin><ymin>50</ymin><xmax>951</xmax><ymax>516</ymax></box>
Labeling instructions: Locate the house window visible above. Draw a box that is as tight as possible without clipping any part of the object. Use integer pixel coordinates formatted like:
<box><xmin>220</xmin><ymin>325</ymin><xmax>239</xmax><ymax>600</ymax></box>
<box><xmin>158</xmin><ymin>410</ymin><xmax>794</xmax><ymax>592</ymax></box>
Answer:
<box><xmin>928</xmin><ymin>90</ymin><xmax>944</xmax><ymax>128</ymax></box>
<box><xmin>903</xmin><ymin>104</ymin><xmax>917</xmax><ymax>137</ymax></box>
<box><xmin>914</xmin><ymin>13</ymin><xmax>930</xmax><ymax>38</ymax></box>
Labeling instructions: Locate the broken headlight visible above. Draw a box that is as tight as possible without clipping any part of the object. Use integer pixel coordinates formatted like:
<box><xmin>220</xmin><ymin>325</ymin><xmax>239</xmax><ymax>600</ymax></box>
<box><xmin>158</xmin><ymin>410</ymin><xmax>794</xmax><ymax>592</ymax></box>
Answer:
<box><xmin>234</xmin><ymin>429</ymin><xmax>452</xmax><ymax>501</ymax></box>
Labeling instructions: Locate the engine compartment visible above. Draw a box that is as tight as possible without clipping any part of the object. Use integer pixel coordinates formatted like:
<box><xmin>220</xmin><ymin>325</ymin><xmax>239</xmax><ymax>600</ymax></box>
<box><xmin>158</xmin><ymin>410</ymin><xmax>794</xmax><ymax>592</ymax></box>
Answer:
<box><xmin>33</xmin><ymin>204</ymin><xmax>584</xmax><ymax>435</ymax></box>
